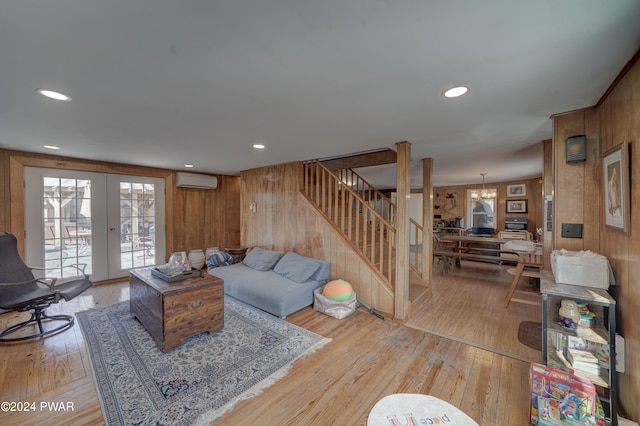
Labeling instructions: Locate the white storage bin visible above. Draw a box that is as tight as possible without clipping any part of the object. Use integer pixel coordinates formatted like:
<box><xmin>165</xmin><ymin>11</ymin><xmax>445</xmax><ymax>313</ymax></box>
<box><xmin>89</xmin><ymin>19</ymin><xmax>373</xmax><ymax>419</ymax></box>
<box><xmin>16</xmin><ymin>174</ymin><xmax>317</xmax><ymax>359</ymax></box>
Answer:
<box><xmin>551</xmin><ymin>250</ymin><xmax>613</xmax><ymax>289</ymax></box>
<box><xmin>313</xmin><ymin>287</ymin><xmax>356</xmax><ymax>319</ymax></box>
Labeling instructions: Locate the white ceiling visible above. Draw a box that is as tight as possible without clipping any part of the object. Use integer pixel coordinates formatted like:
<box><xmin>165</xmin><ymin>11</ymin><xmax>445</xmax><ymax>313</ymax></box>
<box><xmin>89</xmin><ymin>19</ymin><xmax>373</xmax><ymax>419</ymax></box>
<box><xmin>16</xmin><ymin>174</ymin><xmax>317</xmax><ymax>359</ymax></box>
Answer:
<box><xmin>1</xmin><ymin>1</ymin><xmax>639</xmax><ymax>188</ymax></box>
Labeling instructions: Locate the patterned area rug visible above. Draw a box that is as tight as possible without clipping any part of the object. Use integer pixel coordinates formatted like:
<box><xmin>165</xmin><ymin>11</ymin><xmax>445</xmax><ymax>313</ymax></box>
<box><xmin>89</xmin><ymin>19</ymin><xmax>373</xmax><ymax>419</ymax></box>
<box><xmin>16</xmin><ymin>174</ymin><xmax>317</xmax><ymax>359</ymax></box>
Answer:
<box><xmin>77</xmin><ymin>297</ymin><xmax>330</xmax><ymax>425</ymax></box>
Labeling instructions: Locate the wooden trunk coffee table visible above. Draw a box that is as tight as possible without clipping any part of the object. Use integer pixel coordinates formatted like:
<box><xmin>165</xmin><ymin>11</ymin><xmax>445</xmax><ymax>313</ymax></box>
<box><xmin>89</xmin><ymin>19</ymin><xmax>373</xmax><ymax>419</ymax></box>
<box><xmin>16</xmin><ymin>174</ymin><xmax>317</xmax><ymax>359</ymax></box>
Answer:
<box><xmin>129</xmin><ymin>267</ymin><xmax>224</xmax><ymax>352</ymax></box>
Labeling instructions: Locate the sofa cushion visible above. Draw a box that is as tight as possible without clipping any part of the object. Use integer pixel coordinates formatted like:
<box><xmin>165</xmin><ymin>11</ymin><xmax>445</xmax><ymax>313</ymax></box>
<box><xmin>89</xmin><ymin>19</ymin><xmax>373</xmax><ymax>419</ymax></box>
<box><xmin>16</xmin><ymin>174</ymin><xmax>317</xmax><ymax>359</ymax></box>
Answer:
<box><xmin>273</xmin><ymin>252</ymin><xmax>321</xmax><ymax>283</ymax></box>
<box><xmin>242</xmin><ymin>247</ymin><xmax>284</xmax><ymax>271</ymax></box>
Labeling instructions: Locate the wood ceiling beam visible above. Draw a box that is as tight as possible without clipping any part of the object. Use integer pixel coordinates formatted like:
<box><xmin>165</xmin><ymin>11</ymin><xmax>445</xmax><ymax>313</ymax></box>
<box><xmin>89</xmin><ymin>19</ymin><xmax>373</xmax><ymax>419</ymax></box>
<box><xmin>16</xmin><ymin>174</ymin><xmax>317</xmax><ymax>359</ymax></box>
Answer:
<box><xmin>320</xmin><ymin>149</ymin><xmax>397</xmax><ymax>171</ymax></box>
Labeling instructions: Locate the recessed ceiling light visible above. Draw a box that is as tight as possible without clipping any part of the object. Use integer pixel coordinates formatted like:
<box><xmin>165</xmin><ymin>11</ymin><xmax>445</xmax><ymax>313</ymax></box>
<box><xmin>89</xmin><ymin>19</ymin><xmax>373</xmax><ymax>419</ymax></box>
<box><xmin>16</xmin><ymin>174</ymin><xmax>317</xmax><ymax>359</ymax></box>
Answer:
<box><xmin>43</xmin><ymin>145</ymin><xmax>60</xmax><ymax>150</ymax></box>
<box><xmin>443</xmin><ymin>86</ymin><xmax>469</xmax><ymax>98</ymax></box>
<box><xmin>253</xmin><ymin>144</ymin><xmax>265</xmax><ymax>149</ymax></box>
<box><xmin>184</xmin><ymin>164</ymin><xmax>194</xmax><ymax>168</ymax></box>
<box><xmin>37</xmin><ymin>88</ymin><xmax>71</xmax><ymax>101</ymax></box>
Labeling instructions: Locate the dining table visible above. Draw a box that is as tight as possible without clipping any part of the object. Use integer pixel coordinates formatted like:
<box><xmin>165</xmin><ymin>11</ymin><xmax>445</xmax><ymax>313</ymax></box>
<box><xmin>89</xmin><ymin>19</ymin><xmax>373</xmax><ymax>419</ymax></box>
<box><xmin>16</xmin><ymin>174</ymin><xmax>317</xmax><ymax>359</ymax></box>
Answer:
<box><xmin>437</xmin><ymin>235</ymin><xmax>511</xmax><ymax>256</ymax></box>
<box><xmin>437</xmin><ymin>235</ymin><xmax>543</xmax><ymax>306</ymax></box>
<box><xmin>434</xmin><ymin>235</ymin><xmax>513</xmax><ymax>272</ymax></box>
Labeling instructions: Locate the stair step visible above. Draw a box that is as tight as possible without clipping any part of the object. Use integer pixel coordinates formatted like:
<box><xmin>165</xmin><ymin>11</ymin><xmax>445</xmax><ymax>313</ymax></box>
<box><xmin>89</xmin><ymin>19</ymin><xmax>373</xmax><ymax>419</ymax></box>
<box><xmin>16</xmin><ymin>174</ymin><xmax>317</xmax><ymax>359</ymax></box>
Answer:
<box><xmin>409</xmin><ymin>283</ymin><xmax>432</xmax><ymax>306</ymax></box>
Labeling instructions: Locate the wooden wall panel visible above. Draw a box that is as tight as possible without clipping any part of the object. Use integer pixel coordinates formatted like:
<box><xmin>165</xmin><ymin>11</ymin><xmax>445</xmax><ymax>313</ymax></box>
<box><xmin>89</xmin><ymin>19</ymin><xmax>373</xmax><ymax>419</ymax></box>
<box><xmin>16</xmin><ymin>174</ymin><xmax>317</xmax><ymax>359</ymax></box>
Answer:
<box><xmin>553</xmin><ymin>111</ymin><xmax>591</xmax><ymax>252</ymax></box>
<box><xmin>222</xmin><ymin>176</ymin><xmax>241</xmax><ymax>248</ymax></box>
<box><xmin>173</xmin><ymin>188</ymin><xmax>212</xmax><ymax>252</ymax></box>
<box><xmin>601</xmin><ymin>77</ymin><xmax>631</xmax><ymax>305</ymax></box>
<box><xmin>582</xmin><ymin>108</ymin><xmax>601</xmax><ymax>252</ymax></box>
<box><xmin>598</xmin><ymin>60</ymin><xmax>640</xmax><ymax>420</ymax></box>
<box><xmin>623</xmin><ymin>57</ymin><xmax>640</xmax><ymax>421</ymax></box>
<box><xmin>276</xmin><ymin>162</ymin><xmax>303</xmax><ymax>252</ymax></box>
<box><xmin>171</xmin><ymin>175</ymin><xmax>240</xmax><ymax>257</ymax></box>
<box><xmin>241</xmin><ymin>166</ymin><xmax>276</xmax><ymax>249</ymax></box>
<box><xmin>240</xmin><ymin>170</ymin><xmax>252</xmax><ymax>248</ymax></box>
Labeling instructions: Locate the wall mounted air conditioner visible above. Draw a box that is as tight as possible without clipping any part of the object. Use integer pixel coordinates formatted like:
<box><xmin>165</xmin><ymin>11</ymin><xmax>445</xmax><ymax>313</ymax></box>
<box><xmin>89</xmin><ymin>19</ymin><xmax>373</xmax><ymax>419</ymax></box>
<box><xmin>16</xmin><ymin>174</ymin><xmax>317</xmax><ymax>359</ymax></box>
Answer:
<box><xmin>175</xmin><ymin>172</ymin><xmax>218</xmax><ymax>189</ymax></box>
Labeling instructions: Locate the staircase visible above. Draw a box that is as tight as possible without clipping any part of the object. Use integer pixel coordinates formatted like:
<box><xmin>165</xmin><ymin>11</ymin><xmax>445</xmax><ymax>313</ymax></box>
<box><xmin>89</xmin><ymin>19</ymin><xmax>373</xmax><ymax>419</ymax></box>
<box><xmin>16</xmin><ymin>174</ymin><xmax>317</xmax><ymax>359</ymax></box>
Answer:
<box><xmin>302</xmin><ymin>160</ymin><xmax>431</xmax><ymax>317</ymax></box>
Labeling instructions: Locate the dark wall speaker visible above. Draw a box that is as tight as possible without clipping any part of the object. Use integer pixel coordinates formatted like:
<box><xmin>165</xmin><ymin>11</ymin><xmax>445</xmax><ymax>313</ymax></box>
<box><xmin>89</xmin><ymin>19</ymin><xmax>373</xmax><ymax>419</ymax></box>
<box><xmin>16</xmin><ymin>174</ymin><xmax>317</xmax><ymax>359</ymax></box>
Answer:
<box><xmin>566</xmin><ymin>135</ymin><xmax>586</xmax><ymax>163</ymax></box>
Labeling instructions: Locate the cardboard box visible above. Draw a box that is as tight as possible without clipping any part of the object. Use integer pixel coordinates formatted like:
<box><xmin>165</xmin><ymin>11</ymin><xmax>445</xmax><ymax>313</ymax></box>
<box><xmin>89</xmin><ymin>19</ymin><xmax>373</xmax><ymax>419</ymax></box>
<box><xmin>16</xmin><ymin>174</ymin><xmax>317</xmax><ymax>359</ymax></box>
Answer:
<box><xmin>530</xmin><ymin>363</ymin><xmax>599</xmax><ymax>425</ymax></box>
<box><xmin>551</xmin><ymin>250</ymin><xmax>612</xmax><ymax>289</ymax></box>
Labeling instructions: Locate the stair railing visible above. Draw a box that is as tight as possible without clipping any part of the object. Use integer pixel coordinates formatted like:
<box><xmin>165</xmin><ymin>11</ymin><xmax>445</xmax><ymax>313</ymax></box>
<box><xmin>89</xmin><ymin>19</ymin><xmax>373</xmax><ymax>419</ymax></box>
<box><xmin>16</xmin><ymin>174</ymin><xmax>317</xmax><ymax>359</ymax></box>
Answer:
<box><xmin>409</xmin><ymin>218</ymin><xmax>423</xmax><ymax>278</ymax></box>
<box><xmin>303</xmin><ymin>160</ymin><xmax>396</xmax><ymax>283</ymax></box>
<box><xmin>336</xmin><ymin>168</ymin><xmax>396</xmax><ymax>225</ymax></box>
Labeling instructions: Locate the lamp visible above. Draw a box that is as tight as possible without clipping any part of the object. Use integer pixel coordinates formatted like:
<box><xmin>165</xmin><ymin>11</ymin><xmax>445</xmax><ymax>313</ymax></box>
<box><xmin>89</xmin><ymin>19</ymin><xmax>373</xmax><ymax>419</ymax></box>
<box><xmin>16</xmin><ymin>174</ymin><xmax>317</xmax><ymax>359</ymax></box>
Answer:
<box><xmin>470</xmin><ymin>173</ymin><xmax>496</xmax><ymax>200</ymax></box>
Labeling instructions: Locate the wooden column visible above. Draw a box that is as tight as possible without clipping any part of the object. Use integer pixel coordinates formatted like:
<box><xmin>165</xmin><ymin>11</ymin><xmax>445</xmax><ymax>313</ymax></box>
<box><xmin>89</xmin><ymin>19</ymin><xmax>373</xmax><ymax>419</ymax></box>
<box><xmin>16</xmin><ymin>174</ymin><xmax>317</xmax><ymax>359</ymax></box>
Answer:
<box><xmin>394</xmin><ymin>141</ymin><xmax>411</xmax><ymax>321</ymax></box>
<box><xmin>422</xmin><ymin>158</ymin><xmax>434</xmax><ymax>284</ymax></box>
<box><xmin>542</xmin><ymin>139</ymin><xmax>553</xmax><ymax>271</ymax></box>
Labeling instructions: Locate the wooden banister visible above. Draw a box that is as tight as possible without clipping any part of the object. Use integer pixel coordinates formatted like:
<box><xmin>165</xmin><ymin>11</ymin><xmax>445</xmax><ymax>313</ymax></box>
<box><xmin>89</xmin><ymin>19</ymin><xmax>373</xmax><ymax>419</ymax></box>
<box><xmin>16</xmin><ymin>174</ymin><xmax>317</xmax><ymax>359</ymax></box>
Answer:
<box><xmin>409</xmin><ymin>218</ymin><xmax>423</xmax><ymax>278</ymax></box>
<box><xmin>337</xmin><ymin>168</ymin><xmax>396</xmax><ymax>225</ymax></box>
<box><xmin>303</xmin><ymin>160</ymin><xmax>397</xmax><ymax>283</ymax></box>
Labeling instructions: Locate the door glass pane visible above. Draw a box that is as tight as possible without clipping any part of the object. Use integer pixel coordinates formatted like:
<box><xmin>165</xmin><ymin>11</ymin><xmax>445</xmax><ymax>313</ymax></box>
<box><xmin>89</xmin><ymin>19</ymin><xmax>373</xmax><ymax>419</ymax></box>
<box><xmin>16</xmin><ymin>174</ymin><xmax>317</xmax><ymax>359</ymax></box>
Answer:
<box><xmin>42</xmin><ymin>177</ymin><xmax>92</xmax><ymax>278</ymax></box>
<box><xmin>119</xmin><ymin>181</ymin><xmax>156</xmax><ymax>269</ymax></box>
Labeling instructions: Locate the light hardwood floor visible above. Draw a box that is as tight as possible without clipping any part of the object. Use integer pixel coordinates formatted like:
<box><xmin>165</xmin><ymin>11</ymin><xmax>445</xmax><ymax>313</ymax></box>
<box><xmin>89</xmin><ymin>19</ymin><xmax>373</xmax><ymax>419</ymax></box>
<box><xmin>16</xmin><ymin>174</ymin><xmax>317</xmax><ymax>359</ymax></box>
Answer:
<box><xmin>0</xmin><ymin>264</ymin><xmax>539</xmax><ymax>425</ymax></box>
<box><xmin>409</xmin><ymin>260</ymin><xmax>542</xmax><ymax>363</ymax></box>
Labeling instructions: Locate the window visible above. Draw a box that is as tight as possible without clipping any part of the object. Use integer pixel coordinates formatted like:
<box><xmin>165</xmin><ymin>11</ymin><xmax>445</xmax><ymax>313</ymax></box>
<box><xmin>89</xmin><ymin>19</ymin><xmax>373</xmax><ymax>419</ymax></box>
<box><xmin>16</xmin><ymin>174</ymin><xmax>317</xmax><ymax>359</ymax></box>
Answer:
<box><xmin>41</xmin><ymin>177</ymin><xmax>93</xmax><ymax>278</ymax></box>
<box><xmin>467</xmin><ymin>189</ymin><xmax>496</xmax><ymax>230</ymax></box>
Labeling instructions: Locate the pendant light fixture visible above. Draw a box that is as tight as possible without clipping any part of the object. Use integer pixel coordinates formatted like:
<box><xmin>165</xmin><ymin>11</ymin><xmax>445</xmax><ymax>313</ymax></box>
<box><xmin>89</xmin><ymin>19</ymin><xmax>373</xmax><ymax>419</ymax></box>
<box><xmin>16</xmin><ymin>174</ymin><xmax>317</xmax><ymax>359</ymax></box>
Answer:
<box><xmin>470</xmin><ymin>173</ymin><xmax>496</xmax><ymax>200</ymax></box>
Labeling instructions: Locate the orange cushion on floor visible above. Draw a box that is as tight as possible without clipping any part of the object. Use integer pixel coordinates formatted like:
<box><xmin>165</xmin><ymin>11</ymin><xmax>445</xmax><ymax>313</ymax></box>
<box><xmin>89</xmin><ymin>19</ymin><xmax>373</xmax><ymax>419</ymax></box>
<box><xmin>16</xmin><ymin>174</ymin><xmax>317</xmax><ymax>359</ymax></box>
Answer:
<box><xmin>322</xmin><ymin>279</ymin><xmax>353</xmax><ymax>301</ymax></box>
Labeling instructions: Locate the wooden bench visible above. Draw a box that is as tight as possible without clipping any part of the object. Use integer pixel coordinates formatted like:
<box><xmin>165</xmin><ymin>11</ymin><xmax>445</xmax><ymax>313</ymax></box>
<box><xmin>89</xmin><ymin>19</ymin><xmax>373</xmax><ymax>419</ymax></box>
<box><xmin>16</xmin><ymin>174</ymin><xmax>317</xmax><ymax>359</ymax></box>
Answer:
<box><xmin>433</xmin><ymin>249</ymin><xmax>515</xmax><ymax>274</ymax></box>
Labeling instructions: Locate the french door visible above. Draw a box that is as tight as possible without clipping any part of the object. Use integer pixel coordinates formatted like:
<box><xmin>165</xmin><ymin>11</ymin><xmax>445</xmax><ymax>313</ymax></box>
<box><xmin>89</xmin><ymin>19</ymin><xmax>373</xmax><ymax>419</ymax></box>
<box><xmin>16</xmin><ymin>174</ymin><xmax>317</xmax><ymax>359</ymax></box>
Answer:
<box><xmin>106</xmin><ymin>175</ymin><xmax>165</xmax><ymax>279</ymax></box>
<box><xmin>24</xmin><ymin>168</ymin><xmax>166</xmax><ymax>282</ymax></box>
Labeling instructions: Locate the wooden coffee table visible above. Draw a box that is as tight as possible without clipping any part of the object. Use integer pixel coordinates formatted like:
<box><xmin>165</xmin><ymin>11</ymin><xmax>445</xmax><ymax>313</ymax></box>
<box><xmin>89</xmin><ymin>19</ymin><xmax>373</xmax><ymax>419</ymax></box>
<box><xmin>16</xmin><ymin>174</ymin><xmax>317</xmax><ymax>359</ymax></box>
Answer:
<box><xmin>129</xmin><ymin>267</ymin><xmax>224</xmax><ymax>352</ymax></box>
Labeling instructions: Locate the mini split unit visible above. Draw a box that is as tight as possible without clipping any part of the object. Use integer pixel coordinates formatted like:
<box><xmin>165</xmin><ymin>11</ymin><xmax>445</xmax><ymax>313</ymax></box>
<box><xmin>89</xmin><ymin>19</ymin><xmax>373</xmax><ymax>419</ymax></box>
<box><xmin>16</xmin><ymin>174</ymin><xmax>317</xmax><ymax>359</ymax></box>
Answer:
<box><xmin>175</xmin><ymin>172</ymin><xmax>218</xmax><ymax>189</ymax></box>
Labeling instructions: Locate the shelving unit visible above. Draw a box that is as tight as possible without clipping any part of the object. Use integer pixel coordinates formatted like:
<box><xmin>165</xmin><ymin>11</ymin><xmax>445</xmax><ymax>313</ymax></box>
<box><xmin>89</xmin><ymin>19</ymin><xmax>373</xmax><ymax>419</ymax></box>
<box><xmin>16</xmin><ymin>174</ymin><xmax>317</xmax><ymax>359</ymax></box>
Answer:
<box><xmin>541</xmin><ymin>271</ymin><xmax>617</xmax><ymax>425</ymax></box>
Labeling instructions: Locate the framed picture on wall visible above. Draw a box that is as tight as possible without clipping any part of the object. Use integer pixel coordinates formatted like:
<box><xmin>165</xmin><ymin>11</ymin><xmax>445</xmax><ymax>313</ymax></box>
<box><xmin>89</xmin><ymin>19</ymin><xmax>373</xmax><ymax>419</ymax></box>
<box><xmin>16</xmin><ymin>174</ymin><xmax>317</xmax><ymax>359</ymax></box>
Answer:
<box><xmin>506</xmin><ymin>184</ymin><xmax>526</xmax><ymax>197</ymax></box>
<box><xmin>506</xmin><ymin>200</ymin><xmax>528</xmax><ymax>213</ymax></box>
<box><xmin>603</xmin><ymin>141</ymin><xmax>630</xmax><ymax>235</ymax></box>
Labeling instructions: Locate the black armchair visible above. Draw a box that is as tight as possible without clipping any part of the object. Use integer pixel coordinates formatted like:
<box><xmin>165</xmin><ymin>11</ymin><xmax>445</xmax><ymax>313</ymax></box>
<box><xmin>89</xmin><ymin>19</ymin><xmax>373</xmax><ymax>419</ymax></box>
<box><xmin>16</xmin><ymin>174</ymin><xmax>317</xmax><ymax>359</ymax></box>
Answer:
<box><xmin>0</xmin><ymin>232</ymin><xmax>93</xmax><ymax>342</ymax></box>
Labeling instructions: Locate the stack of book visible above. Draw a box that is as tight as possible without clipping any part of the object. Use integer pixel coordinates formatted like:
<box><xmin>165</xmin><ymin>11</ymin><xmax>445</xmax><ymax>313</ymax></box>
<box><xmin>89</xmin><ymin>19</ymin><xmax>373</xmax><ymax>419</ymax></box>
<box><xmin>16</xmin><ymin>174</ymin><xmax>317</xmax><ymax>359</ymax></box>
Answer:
<box><xmin>566</xmin><ymin>348</ymin><xmax>600</xmax><ymax>374</ymax></box>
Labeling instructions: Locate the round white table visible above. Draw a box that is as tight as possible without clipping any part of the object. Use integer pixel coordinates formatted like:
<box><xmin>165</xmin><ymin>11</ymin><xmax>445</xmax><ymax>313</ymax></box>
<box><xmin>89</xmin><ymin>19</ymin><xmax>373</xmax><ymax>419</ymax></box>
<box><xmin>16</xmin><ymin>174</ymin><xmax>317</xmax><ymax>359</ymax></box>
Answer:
<box><xmin>368</xmin><ymin>393</ymin><xmax>479</xmax><ymax>426</ymax></box>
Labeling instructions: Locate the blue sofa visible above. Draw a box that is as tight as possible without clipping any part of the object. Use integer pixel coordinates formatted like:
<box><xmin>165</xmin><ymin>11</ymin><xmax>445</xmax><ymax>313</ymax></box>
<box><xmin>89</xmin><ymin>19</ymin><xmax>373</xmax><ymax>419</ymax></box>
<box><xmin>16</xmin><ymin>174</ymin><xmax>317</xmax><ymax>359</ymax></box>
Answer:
<box><xmin>208</xmin><ymin>248</ymin><xmax>330</xmax><ymax>318</ymax></box>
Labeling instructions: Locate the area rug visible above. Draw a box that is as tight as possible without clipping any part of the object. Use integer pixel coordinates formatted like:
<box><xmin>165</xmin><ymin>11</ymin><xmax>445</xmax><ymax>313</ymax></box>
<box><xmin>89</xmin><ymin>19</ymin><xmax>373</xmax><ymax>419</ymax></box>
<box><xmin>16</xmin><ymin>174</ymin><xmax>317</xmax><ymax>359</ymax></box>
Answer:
<box><xmin>518</xmin><ymin>321</ymin><xmax>542</xmax><ymax>351</ymax></box>
<box><xmin>77</xmin><ymin>297</ymin><xmax>330</xmax><ymax>426</ymax></box>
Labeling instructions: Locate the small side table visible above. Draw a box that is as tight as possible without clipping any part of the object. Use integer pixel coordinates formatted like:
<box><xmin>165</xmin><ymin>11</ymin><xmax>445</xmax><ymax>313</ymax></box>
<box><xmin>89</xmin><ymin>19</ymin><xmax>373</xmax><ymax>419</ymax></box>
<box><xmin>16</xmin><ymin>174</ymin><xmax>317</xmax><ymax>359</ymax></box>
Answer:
<box><xmin>368</xmin><ymin>394</ymin><xmax>478</xmax><ymax>426</ymax></box>
<box><xmin>225</xmin><ymin>246</ymin><xmax>248</xmax><ymax>264</ymax></box>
